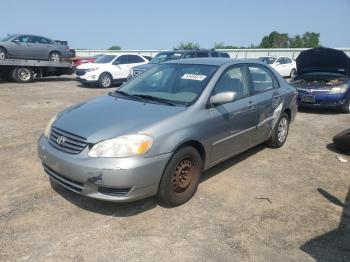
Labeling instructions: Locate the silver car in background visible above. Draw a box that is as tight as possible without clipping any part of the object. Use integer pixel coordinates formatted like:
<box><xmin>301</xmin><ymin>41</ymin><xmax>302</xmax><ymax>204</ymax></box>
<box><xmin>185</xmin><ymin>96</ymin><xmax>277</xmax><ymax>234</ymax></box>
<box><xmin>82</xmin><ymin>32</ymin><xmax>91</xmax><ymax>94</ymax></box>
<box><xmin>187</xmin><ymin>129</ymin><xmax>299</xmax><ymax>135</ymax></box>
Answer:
<box><xmin>38</xmin><ymin>58</ymin><xmax>297</xmax><ymax>206</ymax></box>
<box><xmin>0</xmin><ymin>34</ymin><xmax>71</xmax><ymax>62</ymax></box>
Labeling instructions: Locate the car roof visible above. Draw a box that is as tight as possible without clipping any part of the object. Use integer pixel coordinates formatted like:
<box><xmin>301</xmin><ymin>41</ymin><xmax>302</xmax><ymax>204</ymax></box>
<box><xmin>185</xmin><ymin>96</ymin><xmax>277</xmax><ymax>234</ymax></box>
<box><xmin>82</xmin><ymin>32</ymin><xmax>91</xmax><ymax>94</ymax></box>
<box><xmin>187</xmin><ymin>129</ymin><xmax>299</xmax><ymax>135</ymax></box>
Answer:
<box><xmin>166</xmin><ymin>58</ymin><xmax>264</xmax><ymax>66</ymax></box>
<box><xmin>158</xmin><ymin>49</ymin><xmax>219</xmax><ymax>54</ymax></box>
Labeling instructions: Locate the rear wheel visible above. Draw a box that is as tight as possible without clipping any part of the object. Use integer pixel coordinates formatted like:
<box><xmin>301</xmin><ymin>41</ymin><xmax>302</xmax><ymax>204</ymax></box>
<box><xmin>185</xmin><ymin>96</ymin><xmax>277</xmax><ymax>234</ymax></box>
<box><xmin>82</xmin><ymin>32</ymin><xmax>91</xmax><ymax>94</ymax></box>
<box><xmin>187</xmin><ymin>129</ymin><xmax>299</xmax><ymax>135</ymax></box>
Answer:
<box><xmin>290</xmin><ymin>68</ymin><xmax>297</xmax><ymax>78</ymax></box>
<box><xmin>11</xmin><ymin>67</ymin><xmax>33</xmax><ymax>83</ymax></box>
<box><xmin>340</xmin><ymin>99</ymin><xmax>350</xmax><ymax>114</ymax></box>
<box><xmin>97</xmin><ymin>73</ymin><xmax>112</xmax><ymax>88</ymax></box>
<box><xmin>0</xmin><ymin>47</ymin><xmax>7</xmax><ymax>59</ymax></box>
<box><xmin>157</xmin><ymin>146</ymin><xmax>202</xmax><ymax>206</ymax></box>
<box><xmin>48</xmin><ymin>51</ymin><xmax>61</xmax><ymax>62</ymax></box>
<box><xmin>266</xmin><ymin>112</ymin><xmax>290</xmax><ymax>148</ymax></box>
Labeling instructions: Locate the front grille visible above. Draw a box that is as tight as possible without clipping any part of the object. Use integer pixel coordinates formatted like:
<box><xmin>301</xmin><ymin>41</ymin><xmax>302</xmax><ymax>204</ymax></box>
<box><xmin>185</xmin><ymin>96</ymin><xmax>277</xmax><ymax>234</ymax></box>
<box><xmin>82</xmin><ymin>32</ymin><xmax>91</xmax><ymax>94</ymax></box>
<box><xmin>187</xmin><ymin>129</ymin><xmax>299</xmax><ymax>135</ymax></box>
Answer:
<box><xmin>98</xmin><ymin>186</ymin><xmax>131</xmax><ymax>197</ymax></box>
<box><xmin>76</xmin><ymin>69</ymin><xmax>87</xmax><ymax>76</ymax></box>
<box><xmin>49</xmin><ymin>126</ymin><xmax>88</xmax><ymax>154</ymax></box>
<box><xmin>43</xmin><ymin>164</ymin><xmax>83</xmax><ymax>192</ymax></box>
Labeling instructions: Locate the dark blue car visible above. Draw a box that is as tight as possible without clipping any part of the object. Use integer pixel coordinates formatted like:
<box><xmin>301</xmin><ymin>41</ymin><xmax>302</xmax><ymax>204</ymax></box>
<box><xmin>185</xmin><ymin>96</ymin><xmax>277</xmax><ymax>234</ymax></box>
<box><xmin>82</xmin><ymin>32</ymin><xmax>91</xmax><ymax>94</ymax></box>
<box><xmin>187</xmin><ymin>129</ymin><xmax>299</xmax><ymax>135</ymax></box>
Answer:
<box><xmin>291</xmin><ymin>47</ymin><xmax>350</xmax><ymax>113</ymax></box>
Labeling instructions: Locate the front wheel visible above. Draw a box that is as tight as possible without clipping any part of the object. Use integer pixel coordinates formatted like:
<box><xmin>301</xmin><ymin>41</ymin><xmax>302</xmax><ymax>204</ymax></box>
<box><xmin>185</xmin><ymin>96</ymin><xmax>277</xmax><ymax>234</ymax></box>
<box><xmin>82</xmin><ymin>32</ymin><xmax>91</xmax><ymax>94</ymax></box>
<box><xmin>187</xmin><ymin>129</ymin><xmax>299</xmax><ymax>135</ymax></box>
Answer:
<box><xmin>48</xmin><ymin>51</ymin><xmax>61</xmax><ymax>62</ymax></box>
<box><xmin>290</xmin><ymin>68</ymin><xmax>297</xmax><ymax>78</ymax></box>
<box><xmin>266</xmin><ymin>112</ymin><xmax>290</xmax><ymax>148</ymax></box>
<box><xmin>97</xmin><ymin>73</ymin><xmax>112</xmax><ymax>88</ymax></box>
<box><xmin>340</xmin><ymin>99</ymin><xmax>350</xmax><ymax>114</ymax></box>
<box><xmin>158</xmin><ymin>146</ymin><xmax>202</xmax><ymax>206</ymax></box>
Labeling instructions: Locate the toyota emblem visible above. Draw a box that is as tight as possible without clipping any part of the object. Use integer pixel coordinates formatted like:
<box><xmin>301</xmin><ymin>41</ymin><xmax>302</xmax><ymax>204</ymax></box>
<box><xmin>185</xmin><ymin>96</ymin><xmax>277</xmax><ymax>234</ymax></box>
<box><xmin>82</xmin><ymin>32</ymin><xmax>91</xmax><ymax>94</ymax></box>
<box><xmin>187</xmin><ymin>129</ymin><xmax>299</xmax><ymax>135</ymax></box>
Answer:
<box><xmin>56</xmin><ymin>136</ymin><xmax>66</xmax><ymax>145</ymax></box>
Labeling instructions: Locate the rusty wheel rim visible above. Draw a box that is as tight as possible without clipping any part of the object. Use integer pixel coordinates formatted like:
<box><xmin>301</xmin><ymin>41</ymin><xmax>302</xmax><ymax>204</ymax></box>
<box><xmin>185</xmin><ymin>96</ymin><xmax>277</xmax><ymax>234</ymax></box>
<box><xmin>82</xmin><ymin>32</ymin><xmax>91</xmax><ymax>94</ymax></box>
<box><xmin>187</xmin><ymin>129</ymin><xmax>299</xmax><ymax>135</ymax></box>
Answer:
<box><xmin>172</xmin><ymin>158</ymin><xmax>195</xmax><ymax>194</ymax></box>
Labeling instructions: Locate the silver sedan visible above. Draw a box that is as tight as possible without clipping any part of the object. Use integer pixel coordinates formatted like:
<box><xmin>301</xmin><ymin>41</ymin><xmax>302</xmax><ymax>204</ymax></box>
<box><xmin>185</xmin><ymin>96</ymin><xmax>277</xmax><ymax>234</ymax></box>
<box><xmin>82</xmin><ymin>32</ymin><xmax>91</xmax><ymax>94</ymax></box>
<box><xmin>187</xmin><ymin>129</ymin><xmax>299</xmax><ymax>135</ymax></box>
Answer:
<box><xmin>0</xmin><ymin>34</ymin><xmax>71</xmax><ymax>62</ymax></box>
<box><xmin>38</xmin><ymin>58</ymin><xmax>297</xmax><ymax>206</ymax></box>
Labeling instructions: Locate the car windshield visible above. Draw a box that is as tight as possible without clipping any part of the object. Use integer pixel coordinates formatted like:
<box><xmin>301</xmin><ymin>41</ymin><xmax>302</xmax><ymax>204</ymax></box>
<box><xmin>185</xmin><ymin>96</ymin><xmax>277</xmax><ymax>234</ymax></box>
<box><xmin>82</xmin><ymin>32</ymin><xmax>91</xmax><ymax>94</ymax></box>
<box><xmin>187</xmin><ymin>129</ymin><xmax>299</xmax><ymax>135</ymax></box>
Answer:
<box><xmin>113</xmin><ymin>63</ymin><xmax>218</xmax><ymax>105</ymax></box>
<box><xmin>94</xmin><ymin>55</ymin><xmax>116</xmax><ymax>63</ymax></box>
<box><xmin>259</xmin><ymin>57</ymin><xmax>276</xmax><ymax>64</ymax></box>
<box><xmin>150</xmin><ymin>53</ymin><xmax>183</xmax><ymax>64</ymax></box>
<box><xmin>1</xmin><ymin>35</ymin><xmax>14</xmax><ymax>41</ymax></box>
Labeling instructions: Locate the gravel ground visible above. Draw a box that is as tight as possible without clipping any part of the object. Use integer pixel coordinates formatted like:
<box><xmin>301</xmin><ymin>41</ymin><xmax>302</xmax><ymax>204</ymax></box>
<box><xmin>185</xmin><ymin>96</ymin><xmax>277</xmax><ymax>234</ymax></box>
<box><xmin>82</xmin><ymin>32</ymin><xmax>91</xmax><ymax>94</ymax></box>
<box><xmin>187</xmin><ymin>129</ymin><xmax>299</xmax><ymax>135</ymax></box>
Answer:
<box><xmin>0</xmin><ymin>76</ymin><xmax>349</xmax><ymax>262</ymax></box>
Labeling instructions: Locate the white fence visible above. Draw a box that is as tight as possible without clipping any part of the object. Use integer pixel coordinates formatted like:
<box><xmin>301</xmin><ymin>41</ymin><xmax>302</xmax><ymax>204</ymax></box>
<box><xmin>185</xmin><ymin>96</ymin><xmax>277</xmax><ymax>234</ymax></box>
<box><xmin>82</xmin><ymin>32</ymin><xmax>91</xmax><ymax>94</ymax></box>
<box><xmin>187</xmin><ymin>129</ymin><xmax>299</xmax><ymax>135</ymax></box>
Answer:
<box><xmin>75</xmin><ymin>48</ymin><xmax>350</xmax><ymax>59</ymax></box>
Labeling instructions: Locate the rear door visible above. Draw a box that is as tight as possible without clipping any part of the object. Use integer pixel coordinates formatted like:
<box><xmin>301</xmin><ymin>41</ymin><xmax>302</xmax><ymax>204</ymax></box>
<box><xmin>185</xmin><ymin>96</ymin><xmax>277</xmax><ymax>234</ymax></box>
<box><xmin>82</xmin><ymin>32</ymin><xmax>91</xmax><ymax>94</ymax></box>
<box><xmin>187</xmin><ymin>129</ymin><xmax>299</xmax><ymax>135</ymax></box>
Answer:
<box><xmin>209</xmin><ymin>65</ymin><xmax>257</xmax><ymax>164</ymax></box>
<box><xmin>247</xmin><ymin>65</ymin><xmax>283</xmax><ymax>144</ymax></box>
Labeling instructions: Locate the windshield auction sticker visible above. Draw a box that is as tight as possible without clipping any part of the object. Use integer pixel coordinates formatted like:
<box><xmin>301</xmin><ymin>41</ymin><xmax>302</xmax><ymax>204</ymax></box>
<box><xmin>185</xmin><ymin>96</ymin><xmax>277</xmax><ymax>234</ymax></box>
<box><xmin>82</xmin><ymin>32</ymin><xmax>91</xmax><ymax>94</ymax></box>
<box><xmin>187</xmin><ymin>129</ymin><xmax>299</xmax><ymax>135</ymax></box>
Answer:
<box><xmin>181</xmin><ymin>74</ymin><xmax>207</xmax><ymax>81</ymax></box>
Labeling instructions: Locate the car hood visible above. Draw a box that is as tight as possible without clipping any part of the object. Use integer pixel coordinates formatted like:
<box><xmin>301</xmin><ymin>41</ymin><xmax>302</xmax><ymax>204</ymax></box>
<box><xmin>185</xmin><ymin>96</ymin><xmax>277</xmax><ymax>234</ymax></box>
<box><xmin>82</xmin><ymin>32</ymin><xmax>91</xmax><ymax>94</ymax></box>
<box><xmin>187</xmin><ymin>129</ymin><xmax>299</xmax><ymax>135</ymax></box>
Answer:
<box><xmin>296</xmin><ymin>47</ymin><xmax>350</xmax><ymax>76</ymax></box>
<box><xmin>132</xmin><ymin>63</ymin><xmax>155</xmax><ymax>72</ymax></box>
<box><xmin>77</xmin><ymin>63</ymin><xmax>105</xmax><ymax>69</ymax></box>
<box><xmin>53</xmin><ymin>95</ymin><xmax>185</xmax><ymax>143</ymax></box>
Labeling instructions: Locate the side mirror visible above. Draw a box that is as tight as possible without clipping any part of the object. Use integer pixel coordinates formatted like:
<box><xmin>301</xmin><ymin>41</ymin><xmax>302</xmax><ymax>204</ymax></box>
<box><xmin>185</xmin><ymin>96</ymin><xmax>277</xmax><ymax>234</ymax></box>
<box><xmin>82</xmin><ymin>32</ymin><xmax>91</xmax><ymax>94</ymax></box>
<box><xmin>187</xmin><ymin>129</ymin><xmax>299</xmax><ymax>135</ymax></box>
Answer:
<box><xmin>13</xmin><ymin>39</ymin><xmax>20</xmax><ymax>44</ymax></box>
<box><xmin>275</xmin><ymin>62</ymin><xmax>280</xmax><ymax>66</ymax></box>
<box><xmin>210</xmin><ymin>92</ymin><xmax>236</xmax><ymax>106</ymax></box>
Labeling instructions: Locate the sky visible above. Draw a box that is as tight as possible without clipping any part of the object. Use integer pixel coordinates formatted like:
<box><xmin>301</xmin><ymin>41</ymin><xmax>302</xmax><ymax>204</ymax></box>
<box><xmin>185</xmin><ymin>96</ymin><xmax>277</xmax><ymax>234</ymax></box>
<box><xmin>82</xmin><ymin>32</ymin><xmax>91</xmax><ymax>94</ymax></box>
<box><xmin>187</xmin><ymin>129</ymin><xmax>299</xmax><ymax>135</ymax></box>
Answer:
<box><xmin>0</xmin><ymin>0</ymin><xmax>349</xmax><ymax>50</ymax></box>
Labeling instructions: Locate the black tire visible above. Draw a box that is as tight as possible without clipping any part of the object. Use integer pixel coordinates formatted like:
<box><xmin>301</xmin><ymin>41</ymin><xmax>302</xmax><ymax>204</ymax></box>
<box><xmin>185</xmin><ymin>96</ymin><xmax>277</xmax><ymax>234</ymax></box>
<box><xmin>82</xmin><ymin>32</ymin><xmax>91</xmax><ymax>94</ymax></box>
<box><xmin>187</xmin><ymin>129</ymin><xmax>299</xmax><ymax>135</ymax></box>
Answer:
<box><xmin>11</xmin><ymin>67</ymin><xmax>33</xmax><ymax>83</ymax></box>
<box><xmin>48</xmin><ymin>51</ymin><xmax>61</xmax><ymax>62</ymax></box>
<box><xmin>157</xmin><ymin>146</ymin><xmax>202</xmax><ymax>206</ymax></box>
<box><xmin>290</xmin><ymin>68</ymin><xmax>297</xmax><ymax>78</ymax></box>
<box><xmin>0</xmin><ymin>47</ymin><xmax>7</xmax><ymax>59</ymax></box>
<box><xmin>266</xmin><ymin>112</ymin><xmax>290</xmax><ymax>148</ymax></box>
<box><xmin>340</xmin><ymin>99</ymin><xmax>350</xmax><ymax>114</ymax></box>
<box><xmin>97</xmin><ymin>73</ymin><xmax>113</xmax><ymax>88</ymax></box>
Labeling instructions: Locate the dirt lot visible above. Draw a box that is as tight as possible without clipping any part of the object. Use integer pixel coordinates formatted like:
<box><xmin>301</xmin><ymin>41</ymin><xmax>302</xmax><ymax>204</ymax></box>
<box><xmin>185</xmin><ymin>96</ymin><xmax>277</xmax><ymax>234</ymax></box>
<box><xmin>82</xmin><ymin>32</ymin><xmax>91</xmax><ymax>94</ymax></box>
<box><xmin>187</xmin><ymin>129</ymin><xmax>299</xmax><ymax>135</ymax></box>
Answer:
<box><xmin>0</xmin><ymin>77</ymin><xmax>349</xmax><ymax>262</ymax></box>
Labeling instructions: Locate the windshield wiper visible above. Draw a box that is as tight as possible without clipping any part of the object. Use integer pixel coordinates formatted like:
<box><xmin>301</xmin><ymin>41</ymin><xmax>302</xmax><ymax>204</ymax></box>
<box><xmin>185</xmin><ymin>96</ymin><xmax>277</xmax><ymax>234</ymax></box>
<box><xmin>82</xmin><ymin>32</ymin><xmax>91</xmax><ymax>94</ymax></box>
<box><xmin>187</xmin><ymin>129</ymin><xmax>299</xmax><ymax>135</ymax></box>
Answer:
<box><xmin>111</xmin><ymin>90</ymin><xmax>145</xmax><ymax>101</ymax></box>
<box><xmin>133</xmin><ymin>94</ymin><xmax>177</xmax><ymax>106</ymax></box>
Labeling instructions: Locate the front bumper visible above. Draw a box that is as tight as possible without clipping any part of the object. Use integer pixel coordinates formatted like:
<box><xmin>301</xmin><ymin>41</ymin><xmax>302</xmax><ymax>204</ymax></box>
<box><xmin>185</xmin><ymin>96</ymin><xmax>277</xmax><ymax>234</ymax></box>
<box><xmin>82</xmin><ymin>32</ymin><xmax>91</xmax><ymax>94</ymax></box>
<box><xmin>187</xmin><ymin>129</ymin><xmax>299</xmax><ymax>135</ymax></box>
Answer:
<box><xmin>37</xmin><ymin>135</ymin><xmax>172</xmax><ymax>202</ymax></box>
<box><xmin>297</xmin><ymin>90</ymin><xmax>348</xmax><ymax>109</ymax></box>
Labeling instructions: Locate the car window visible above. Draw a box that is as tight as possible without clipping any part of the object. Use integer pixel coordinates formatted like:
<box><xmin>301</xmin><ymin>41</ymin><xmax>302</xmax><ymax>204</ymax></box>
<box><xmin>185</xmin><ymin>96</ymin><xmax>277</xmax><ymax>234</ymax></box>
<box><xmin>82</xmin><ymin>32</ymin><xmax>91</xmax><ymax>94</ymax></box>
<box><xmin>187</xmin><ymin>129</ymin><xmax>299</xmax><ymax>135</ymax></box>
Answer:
<box><xmin>284</xmin><ymin>57</ymin><xmax>292</xmax><ymax>64</ymax></box>
<box><xmin>15</xmin><ymin>35</ymin><xmax>30</xmax><ymax>43</ymax></box>
<box><xmin>211</xmin><ymin>52</ymin><xmax>219</xmax><ymax>57</ymax></box>
<box><xmin>197</xmin><ymin>52</ymin><xmax>209</xmax><ymax>58</ymax></box>
<box><xmin>183</xmin><ymin>52</ymin><xmax>197</xmax><ymax>59</ymax></box>
<box><xmin>213</xmin><ymin>66</ymin><xmax>250</xmax><ymax>100</ymax></box>
<box><xmin>276</xmin><ymin>58</ymin><xmax>282</xmax><ymax>64</ymax></box>
<box><xmin>248</xmin><ymin>66</ymin><xmax>276</xmax><ymax>92</ymax></box>
<box><xmin>38</xmin><ymin>37</ymin><xmax>52</xmax><ymax>44</ymax></box>
<box><xmin>219</xmin><ymin>52</ymin><xmax>230</xmax><ymax>58</ymax></box>
<box><xmin>94</xmin><ymin>55</ymin><xmax>116</xmax><ymax>63</ymax></box>
<box><xmin>115</xmin><ymin>55</ymin><xmax>128</xmax><ymax>64</ymax></box>
<box><xmin>127</xmin><ymin>55</ymin><xmax>145</xmax><ymax>64</ymax></box>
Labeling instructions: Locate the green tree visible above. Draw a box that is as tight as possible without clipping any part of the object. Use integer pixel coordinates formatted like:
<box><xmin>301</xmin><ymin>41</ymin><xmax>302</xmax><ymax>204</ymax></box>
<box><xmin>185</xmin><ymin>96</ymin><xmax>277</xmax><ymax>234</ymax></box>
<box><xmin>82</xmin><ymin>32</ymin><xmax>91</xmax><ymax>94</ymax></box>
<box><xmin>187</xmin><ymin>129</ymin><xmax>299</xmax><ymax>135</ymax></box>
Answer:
<box><xmin>259</xmin><ymin>31</ymin><xmax>289</xmax><ymax>48</ymax></box>
<box><xmin>175</xmin><ymin>42</ymin><xmax>200</xmax><ymax>50</ymax></box>
<box><xmin>108</xmin><ymin>45</ymin><xmax>122</xmax><ymax>50</ymax></box>
<box><xmin>289</xmin><ymin>35</ymin><xmax>304</xmax><ymax>48</ymax></box>
<box><xmin>302</xmin><ymin>32</ymin><xmax>320</xmax><ymax>48</ymax></box>
<box><xmin>213</xmin><ymin>42</ymin><xmax>239</xmax><ymax>49</ymax></box>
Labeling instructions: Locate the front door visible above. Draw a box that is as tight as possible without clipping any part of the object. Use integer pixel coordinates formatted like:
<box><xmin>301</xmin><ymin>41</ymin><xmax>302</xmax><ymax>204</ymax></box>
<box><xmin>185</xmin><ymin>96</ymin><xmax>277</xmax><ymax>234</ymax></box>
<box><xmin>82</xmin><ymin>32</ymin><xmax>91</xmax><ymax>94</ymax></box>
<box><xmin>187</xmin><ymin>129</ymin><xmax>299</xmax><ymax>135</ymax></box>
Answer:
<box><xmin>112</xmin><ymin>55</ymin><xmax>130</xmax><ymax>79</ymax></box>
<box><xmin>209</xmin><ymin>65</ymin><xmax>257</xmax><ymax>164</ymax></box>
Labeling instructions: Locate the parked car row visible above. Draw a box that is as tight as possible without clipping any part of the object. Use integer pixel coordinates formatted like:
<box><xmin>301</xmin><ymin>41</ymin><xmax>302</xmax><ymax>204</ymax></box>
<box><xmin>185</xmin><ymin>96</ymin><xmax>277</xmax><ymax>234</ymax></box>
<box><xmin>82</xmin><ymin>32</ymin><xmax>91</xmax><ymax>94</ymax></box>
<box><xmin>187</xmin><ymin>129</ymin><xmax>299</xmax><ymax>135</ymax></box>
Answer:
<box><xmin>74</xmin><ymin>49</ymin><xmax>231</xmax><ymax>88</ymax></box>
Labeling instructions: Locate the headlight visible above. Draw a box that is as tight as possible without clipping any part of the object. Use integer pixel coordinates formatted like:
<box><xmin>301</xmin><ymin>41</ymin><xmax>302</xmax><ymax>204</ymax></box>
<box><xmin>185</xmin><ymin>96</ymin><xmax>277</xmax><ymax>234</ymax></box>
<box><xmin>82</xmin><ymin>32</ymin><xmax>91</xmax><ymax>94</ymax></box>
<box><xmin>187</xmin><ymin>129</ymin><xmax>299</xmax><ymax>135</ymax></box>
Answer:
<box><xmin>329</xmin><ymin>84</ymin><xmax>348</xmax><ymax>94</ymax></box>
<box><xmin>88</xmin><ymin>134</ymin><xmax>153</xmax><ymax>158</ymax></box>
<box><xmin>86</xmin><ymin>67</ymin><xmax>99</xmax><ymax>72</ymax></box>
<box><xmin>44</xmin><ymin>114</ymin><xmax>57</xmax><ymax>137</ymax></box>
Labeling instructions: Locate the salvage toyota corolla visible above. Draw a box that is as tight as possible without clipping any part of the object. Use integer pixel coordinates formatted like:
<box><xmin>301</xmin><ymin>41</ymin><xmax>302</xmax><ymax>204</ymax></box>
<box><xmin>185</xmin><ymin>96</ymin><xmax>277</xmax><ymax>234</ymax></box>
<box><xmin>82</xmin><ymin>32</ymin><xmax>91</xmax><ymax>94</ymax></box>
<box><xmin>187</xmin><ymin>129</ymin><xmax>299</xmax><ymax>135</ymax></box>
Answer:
<box><xmin>38</xmin><ymin>58</ymin><xmax>297</xmax><ymax>206</ymax></box>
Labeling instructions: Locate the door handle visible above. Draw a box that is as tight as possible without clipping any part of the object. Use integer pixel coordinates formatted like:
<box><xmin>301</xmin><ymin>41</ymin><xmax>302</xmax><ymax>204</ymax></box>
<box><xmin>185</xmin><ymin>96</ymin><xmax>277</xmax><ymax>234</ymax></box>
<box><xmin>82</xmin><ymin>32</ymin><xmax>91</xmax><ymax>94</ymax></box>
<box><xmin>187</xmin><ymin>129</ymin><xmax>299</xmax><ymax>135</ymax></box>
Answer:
<box><xmin>273</xmin><ymin>92</ymin><xmax>280</xmax><ymax>98</ymax></box>
<box><xmin>247</xmin><ymin>100</ymin><xmax>256</xmax><ymax>109</ymax></box>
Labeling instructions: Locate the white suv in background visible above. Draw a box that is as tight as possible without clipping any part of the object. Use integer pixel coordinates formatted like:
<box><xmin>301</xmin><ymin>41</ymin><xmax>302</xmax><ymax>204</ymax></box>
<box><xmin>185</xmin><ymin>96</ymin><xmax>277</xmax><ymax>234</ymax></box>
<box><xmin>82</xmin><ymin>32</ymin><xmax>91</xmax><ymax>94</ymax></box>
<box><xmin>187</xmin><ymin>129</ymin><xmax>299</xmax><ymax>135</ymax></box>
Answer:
<box><xmin>259</xmin><ymin>56</ymin><xmax>297</xmax><ymax>78</ymax></box>
<box><xmin>75</xmin><ymin>54</ymin><xmax>148</xmax><ymax>87</ymax></box>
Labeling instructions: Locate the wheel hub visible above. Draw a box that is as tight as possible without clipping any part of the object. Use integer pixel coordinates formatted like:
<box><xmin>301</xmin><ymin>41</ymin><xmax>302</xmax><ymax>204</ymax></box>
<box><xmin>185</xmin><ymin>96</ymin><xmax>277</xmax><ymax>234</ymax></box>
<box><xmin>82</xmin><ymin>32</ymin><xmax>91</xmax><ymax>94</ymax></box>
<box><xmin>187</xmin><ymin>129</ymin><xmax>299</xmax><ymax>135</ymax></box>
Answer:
<box><xmin>277</xmin><ymin>118</ymin><xmax>288</xmax><ymax>142</ymax></box>
<box><xmin>172</xmin><ymin>159</ymin><xmax>193</xmax><ymax>193</ymax></box>
<box><xmin>18</xmin><ymin>68</ymin><xmax>30</xmax><ymax>81</ymax></box>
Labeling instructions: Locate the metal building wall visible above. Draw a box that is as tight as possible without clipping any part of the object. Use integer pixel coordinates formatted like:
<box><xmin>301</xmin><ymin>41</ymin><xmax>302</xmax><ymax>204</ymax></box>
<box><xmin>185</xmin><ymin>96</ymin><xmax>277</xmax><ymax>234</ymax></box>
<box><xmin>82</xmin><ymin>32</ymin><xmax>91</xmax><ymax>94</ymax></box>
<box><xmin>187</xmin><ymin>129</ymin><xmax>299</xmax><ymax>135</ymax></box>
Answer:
<box><xmin>75</xmin><ymin>48</ymin><xmax>350</xmax><ymax>59</ymax></box>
